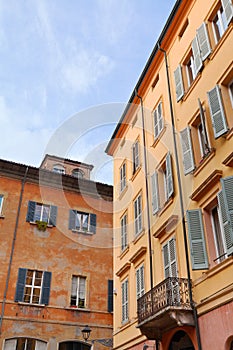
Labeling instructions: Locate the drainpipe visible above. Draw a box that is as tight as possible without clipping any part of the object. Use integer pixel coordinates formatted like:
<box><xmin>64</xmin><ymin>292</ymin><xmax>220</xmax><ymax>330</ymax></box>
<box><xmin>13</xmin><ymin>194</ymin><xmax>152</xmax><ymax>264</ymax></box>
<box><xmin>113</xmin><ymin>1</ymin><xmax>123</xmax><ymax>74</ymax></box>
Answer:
<box><xmin>135</xmin><ymin>90</ymin><xmax>160</xmax><ymax>350</ymax></box>
<box><xmin>0</xmin><ymin>166</ymin><xmax>29</xmax><ymax>334</ymax></box>
<box><xmin>157</xmin><ymin>44</ymin><xmax>202</xmax><ymax>350</ymax></box>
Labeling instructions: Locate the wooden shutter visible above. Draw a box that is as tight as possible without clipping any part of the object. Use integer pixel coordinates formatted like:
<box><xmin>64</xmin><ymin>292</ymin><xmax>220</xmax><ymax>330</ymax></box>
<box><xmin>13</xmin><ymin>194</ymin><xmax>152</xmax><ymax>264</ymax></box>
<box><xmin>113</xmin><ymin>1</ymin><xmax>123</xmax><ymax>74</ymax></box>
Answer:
<box><xmin>41</xmin><ymin>271</ymin><xmax>52</xmax><ymax>305</ymax></box>
<box><xmin>26</xmin><ymin>201</ymin><xmax>36</xmax><ymax>222</ymax></box>
<box><xmin>219</xmin><ymin>176</ymin><xmax>233</xmax><ymax>254</ymax></box>
<box><xmin>166</xmin><ymin>152</ymin><xmax>174</xmax><ymax>199</ymax></box>
<box><xmin>221</xmin><ymin>0</ymin><xmax>233</xmax><ymax>25</ymax></box>
<box><xmin>108</xmin><ymin>280</ymin><xmax>113</xmax><ymax>312</ymax></box>
<box><xmin>207</xmin><ymin>85</ymin><xmax>228</xmax><ymax>138</ymax></box>
<box><xmin>90</xmin><ymin>213</ymin><xmax>97</xmax><ymax>233</ymax></box>
<box><xmin>192</xmin><ymin>36</ymin><xmax>202</xmax><ymax>74</ymax></box>
<box><xmin>197</xmin><ymin>22</ymin><xmax>211</xmax><ymax>61</ymax></box>
<box><xmin>69</xmin><ymin>210</ymin><xmax>76</xmax><ymax>230</ymax></box>
<box><xmin>186</xmin><ymin>209</ymin><xmax>208</xmax><ymax>269</ymax></box>
<box><xmin>49</xmin><ymin>205</ymin><xmax>57</xmax><ymax>226</ymax></box>
<box><xmin>151</xmin><ymin>172</ymin><xmax>159</xmax><ymax>214</ymax></box>
<box><xmin>15</xmin><ymin>268</ymin><xmax>27</xmax><ymax>302</ymax></box>
<box><xmin>180</xmin><ymin>127</ymin><xmax>195</xmax><ymax>174</ymax></box>
<box><xmin>174</xmin><ymin>65</ymin><xmax>184</xmax><ymax>101</ymax></box>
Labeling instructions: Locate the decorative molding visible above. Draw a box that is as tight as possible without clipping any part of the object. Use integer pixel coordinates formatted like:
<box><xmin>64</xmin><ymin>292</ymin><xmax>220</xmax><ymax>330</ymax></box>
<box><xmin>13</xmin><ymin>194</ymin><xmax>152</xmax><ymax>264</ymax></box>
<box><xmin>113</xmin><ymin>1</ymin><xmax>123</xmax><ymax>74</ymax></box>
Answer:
<box><xmin>116</xmin><ymin>262</ymin><xmax>131</xmax><ymax>277</ymax></box>
<box><xmin>153</xmin><ymin>215</ymin><xmax>178</xmax><ymax>239</ymax></box>
<box><xmin>191</xmin><ymin>169</ymin><xmax>222</xmax><ymax>201</ymax></box>
<box><xmin>129</xmin><ymin>246</ymin><xmax>147</xmax><ymax>264</ymax></box>
<box><xmin>222</xmin><ymin>151</ymin><xmax>233</xmax><ymax>167</ymax></box>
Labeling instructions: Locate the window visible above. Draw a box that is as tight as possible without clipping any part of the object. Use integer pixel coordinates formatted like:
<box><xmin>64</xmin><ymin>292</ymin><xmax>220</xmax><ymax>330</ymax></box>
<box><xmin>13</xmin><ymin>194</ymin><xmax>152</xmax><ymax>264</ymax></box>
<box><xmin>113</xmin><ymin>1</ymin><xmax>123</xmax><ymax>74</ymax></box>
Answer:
<box><xmin>108</xmin><ymin>280</ymin><xmax>113</xmax><ymax>312</ymax></box>
<box><xmin>211</xmin><ymin>205</ymin><xmax>226</xmax><ymax>262</ymax></box>
<box><xmin>136</xmin><ymin>264</ymin><xmax>145</xmax><ymax>299</ymax></box>
<box><xmin>15</xmin><ymin>268</ymin><xmax>51</xmax><ymax>305</ymax></box>
<box><xmin>185</xmin><ymin>54</ymin><xmax>196</xmax><ymax>87</ymax></box>
<box><xmin>151</xmin><ymin>172</ymin><xmax>159</xmax><ymax>214</ymax></box>
<box><xmin>132</xmin><ymin>140</ymin><xmax>140</xmax><ymax>174</ymax></box>
<box><xmin>72</xmin><ymin>169</ymin><xmax>84</xmax><ymax>178</ymax></box>
<box><xmin>121</xmin><ymin>213</ymin><xmax>128</xmax><ymax>251</ymax></box>
<box><xmin>120</xmin><ymin>162</ymin><xmax>126</xmax><ymax>192</ymax></box>
<box><xmin>53</xmin><ymin>164</ymin><xmax>65</xmax><ymax>174</ymax></box>
<box><xmin>211</xmin><ymin>0</ymin><xmax>233</xmax><ymax>44</ymax></box>
<box><xmin>26</xmin><ymin>201</ymin><xmax>57</xmax><ymax>226</ymax></box>
<box><xmin>4</xmin><ymin>339</ymin><xmax>46</xmax><ymax>350</ymax></box>
<box><xmin>229</xmin><ymin>80</ymin><xmax>233</xmax><ymax>108</ymax></box>
<box><xmin>153</xmin><ymin>102</ymin><xmax>164</xmax><ymax>139</ymax></box>
<box><xmin>163</xmin><ymin>238</ymin><xmax>178</xmax><ymax>278</ymax></box>
<box><xmin>134</xmin><ymin>193</ymin><xmax>142</xmax><ymax>236</ymax></box>
<box><xmin>122</xmin><ymin>278</ymin><xmax>128</xmax><ymax>323</ymax></box>
<box><xmin>0</xmin><ymin>195</ymin><xmax>3</xmax><ymax>215</ymax></box>
<box><xmin>69</xmin><ymin>210</ymin><xmax>96</xmax><ymax>233</ymax></box>
<box><xmin>70</xmin><ymin>275</ymin><xmax>86</xmax><ymax>308</ymax></box>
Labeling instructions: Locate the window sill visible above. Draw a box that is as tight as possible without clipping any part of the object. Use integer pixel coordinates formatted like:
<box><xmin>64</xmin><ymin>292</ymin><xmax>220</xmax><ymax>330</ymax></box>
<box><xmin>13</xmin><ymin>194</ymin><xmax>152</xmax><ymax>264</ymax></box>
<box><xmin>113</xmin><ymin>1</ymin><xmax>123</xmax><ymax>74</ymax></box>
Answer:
<box><xmin>131</xmin><ymin>166</ymin><xmax>141</xmax><ymax>182</ymax></box>
<box><xmin>133</xmin><ymin>229</ymin><xmax>145</xmax><ymax>244</ymax></box>
<box><xmin>71</xmin><ymin>229</ymin><xmax>93</xmax><ymax>235</ymax></box>
<box><xmin>158</xmin><ymin>197</ymin><xmax>174</xmax><ymax>217</ymax></box>
<box><xmin>29</xmin><ymin>221</ymin><xmax>53</xmax><ymax>228</ymax></box>
<box><xmin>0</xmin><ymin>215</ymin><xmax>5</xmax><ymax>219</ymax></box>
<box><xmin>193</xmin><ymin>148</ymin><xmax>216</xmax><ymax>177</ymax></box>
<box><xmin>119</xmin><ymin>184</ymin><xmax>128</xmax><ymax>200</ymax></box>
<box><xmin>119</xmin><ymin>246</ymin><xmax>129</xmax><ymax>259</ymax></box>
<box><xmin>17</xmin><ymin>302</ymin><xmax>45</xmax><ymax>307</ymax></box>
<box><xmin>151</xmin><ymin>126</ymin><xmax>166</xmax><ymax>148</ymax></box>
<box><xmin>182</xmin><ymin>72</ymin><xmax>202</xmax><ymax>102</ymax></box>
<box><xmin>66</xmin><ymin>306</ymin><xmax>90</xmax><ymax>312</ymax></box>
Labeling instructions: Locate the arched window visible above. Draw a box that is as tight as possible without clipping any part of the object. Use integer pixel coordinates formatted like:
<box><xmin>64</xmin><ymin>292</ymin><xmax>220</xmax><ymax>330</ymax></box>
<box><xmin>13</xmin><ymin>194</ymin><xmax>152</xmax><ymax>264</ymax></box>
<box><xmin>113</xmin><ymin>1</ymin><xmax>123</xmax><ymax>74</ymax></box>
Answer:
<box><xmin>4</xmin><ymin>338</ymin><xmax>47</xmax><ymax>350</ymax></box>
<box><xmin>53</xmin><ymin>164</ymin><xmax>65</xmax><ymax>174</ymax></box>
<box><xmin>72</xmin><ymin>169</ymin><xmax>84</xmax><ymax>178</ymax></box>
<box><xmin>230</xmin><ymin>340</ymin><xmax>233</xmax><ymax>350</ymax></box>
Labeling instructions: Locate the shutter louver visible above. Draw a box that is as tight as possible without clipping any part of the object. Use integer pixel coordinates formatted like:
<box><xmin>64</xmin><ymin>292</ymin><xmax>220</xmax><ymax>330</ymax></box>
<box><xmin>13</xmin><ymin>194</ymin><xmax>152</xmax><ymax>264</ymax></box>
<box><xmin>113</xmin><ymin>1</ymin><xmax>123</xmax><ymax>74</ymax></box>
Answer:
<box><xmin>41</xmin><ymin>271</ymin><xmax>52</xmax><ymax>305</ymax></box>
<box><xmin>90</xmin><ymin>213</ymin><xmax>97</xmax><ymax>233</ymax></box>
<box><xmin>197</xmin><ymin>22</ymin><xmax>211</xmax><ymax>61</ymax></box>
<box><xmin>174</xmin><ymin>65</ymin><xmax>184</xmax><ymax>101</ymax></box>
<box><xmin>108</xmin><ymin>280</ymin><xmax>113</xmax><ymax>312</ymax></box>
<box><xmin>49</xmin><ymin>205</ymin><xmax>57</xmax><ymax>226</ymax></box>
<box><xmin>151</xmin><ymin>172</ymin><xmax>159</xmax><ymax>214</ymax></box>
<box><xmin>217</xmin><ymin>190</ymin><xmax>233</xmax><ymax>255</ymax></box>
<box><xmin>192</xmin><ymin>36</ymin><xmax>202</xmax><ymax>74</ymax></box>
<box><xmin>69</xmin><ymin>210</ymin><xmax>76</xmax><ymax>230</ymax></box>
<box><xmin>15</xmin><ymin>268</ymin><xmax>27</xmax><ymax>302</ymax></box>
<box><xmin>220</xmin><ymin>176</ymin><xmax>233</xmax><ymax>254</ymax></box>
<box><xmin>187</xmin><ymin>209</ymin><xmax>208</xmax><ymax>269</ymax></box>
<box><xmin>180</xmin><ymin>127</ymin><xmax>195</xmax><ymax>174</ymax></box>
<box><xmin>207</xmin><ymin>85</ymin><xmax>228</xmax><ymax>138</ymax></box>
<box><xmin>26</xmin><ymin>201</ymin><xmax>36</xmax><ymax>222</ymax></box>
<box><xmin>221</xmin><ymin>0</ymin><xmax>233</xmax><ymax>25</ymax></box>
<box><xmin>169</xmin><ymin>238</ymin><xmax>178</xmax><ymax>277</ymax></box>
<box><xmin>166</xmin><ymin>152</ymin><xmax>174</xmax><ymax>199</ymax></box>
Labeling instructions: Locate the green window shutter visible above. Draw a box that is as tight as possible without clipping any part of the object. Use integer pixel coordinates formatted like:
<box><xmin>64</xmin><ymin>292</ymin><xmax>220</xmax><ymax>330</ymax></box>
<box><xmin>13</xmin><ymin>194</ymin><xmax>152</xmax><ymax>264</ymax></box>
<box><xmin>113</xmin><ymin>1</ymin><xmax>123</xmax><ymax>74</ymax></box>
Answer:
<box><xmin>197</xmin><ymin>22</ymin><xmax>211</xmax><ymax>61</ymax></box>
<box><xmin>108</xmin><ymin>280</ymin><xmax>113</xmax><ymax>312</ymax></box>
<box><xmin>49</xmin><ymin>205</ymin><xmax>57</xmax><ymax>226</ymax></box>
<box><xmin>207</xmin><ymin>85</ymin><xmax>228</xmax><ymax>138</ymax></box>
<box><xmin>90</xmin><ymin>213</ymin><xmax>97</xmax><ymax>233</ymax></box>
<box><xmin>15</xmin><ymin>268</ymin><xmax>27</xmax><ymax>302</ymax></box>
<box><xmin>26</xmin><ymin>201</ymin><xmax>36</xmax><ymax>222</ymax></box>
<box><xmin>69</xmin><ymin>210</ymin><xmax>76</xmax><ymax>230</ymax></box>
<box><xmin>166</xmin><ymin>152</ymin><xmax>174</xmax><ymax>199</ymax></box>
<box><xmin>221</xmin><ymin>0</ymin><xmax>233</xmax><ymax>25</ymax></box>
<box><xmin>41</xmin><ymin>271</ymin><xmax>52</xmax><ymax>305</ymax></box>
<box><xmin>187</xmin><ymin>209</ymin><xmax>208</xmax><ymax>270</ymax></box>
<box><xmin>174</xmin><ymin>65</ymin><xmax>184</xmax><ymax>102</ymax></box>
<box><xmin>151</xmin><ymin>172</ymin><xmax>159</xmax><ymax>214</ymax></box>
<box><xmin>192</xmin><ymin>36</ymin><xmax>202</xmax><ymax>74</ymax></box>
<box><xmin>220</xmin><ymin>176</ymin><xmax>233</xmax><ymax>254</ymax></box>
<box><xmin>180</xmin><ymin>127</ymin><xmax>195</xmax><ymax>175</ymax></box>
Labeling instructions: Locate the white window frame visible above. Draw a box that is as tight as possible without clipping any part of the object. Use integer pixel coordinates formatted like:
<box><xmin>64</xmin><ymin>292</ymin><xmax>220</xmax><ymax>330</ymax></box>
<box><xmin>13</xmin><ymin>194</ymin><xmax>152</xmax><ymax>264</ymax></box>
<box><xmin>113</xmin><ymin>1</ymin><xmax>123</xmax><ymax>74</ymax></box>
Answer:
<box><xmin>24</xmin><ymin>270</ymin><xmax>44</xmax><ymax>304</ymax></box>
<box><xmin>134</xmin><ymin>193</ymin><xmax>142</xmax><ymax>236</ymax></box>
<box><xmin>136</xmin><ymin>264</ymin><xmax>145</xmax><ymax>299</ymax></box>
<box><xmin>132</xmin><ymin>140</ymin><xmax>140</xmax><ymax>174</ymax></box>
<box><xmin>75</xmin><ymin>211</ymin><xmax>91</xmax><ymax>232</ymax></box>
<box><xmin>122</xmin><ymin>278</ymin><xmax>129</xmax><ymax>323</ymax></box>
<box><xmin>4</xmin><ymin>339</ymin><xmax>46</xmax><ymax>350</ymax></box>
<box><xmin>71</xmin><ymin>275</ymin><xmax>86</xmax><ymax>308</ymax></box>
<box><xmin>228</xmin><ymin>80</ymin><xmax>233</xmax><ymax>108</ymax></box>
<box><xmin>186</xmin><ymin>55</ymin><xmax>196</xmax><ymax>87</ymax></box>
<box><xmin>120</xmin><ymin>162</ymin><xmax>126</xmax><ymax>192</ymax></box>
<box><xmin>211</xmin><ymin>205</ymin><xmax>227</xmax><ymax>263</ymax></box>
<box><xmin>121</xmin><ymin>214</ymin><xmax>128</xmax><ymax>251</ymax></box>
<box><xmin>153</xmin><ymin>102</ymin><xmax>164</xmax><ymax>139</ymax></box>
<box><xmin>0</xmin><ymin>195</ymin><xmax>3</xmax><ymax>215</ymax></box>
<box><xmin>212</xmin><ymin>6</ymin><xmax>228</xmax><ymax>44</ymax></box>
<box><xmin>34</xmin><ymin>203</ymin><xmax>51</xmax><ymax>223</ymax></box>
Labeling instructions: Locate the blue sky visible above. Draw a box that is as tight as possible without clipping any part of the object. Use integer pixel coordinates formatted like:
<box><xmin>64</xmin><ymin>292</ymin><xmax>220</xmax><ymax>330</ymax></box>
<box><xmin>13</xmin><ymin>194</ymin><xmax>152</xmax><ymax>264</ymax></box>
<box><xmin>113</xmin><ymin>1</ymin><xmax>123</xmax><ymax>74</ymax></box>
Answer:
<box><xmin>0</xmin><ymin>0</ymin><xmax>175</xmax><ymax>184</ymax></box>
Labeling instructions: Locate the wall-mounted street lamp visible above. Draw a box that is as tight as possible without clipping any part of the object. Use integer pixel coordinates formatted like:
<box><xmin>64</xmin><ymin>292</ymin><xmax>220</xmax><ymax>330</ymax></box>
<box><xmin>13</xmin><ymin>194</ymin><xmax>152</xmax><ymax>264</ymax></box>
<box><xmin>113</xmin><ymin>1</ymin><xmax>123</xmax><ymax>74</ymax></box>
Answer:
<box><xmin>82</xmin><ymin>325</ymin><xmax>92</xmax><ymax>342</ymax></box>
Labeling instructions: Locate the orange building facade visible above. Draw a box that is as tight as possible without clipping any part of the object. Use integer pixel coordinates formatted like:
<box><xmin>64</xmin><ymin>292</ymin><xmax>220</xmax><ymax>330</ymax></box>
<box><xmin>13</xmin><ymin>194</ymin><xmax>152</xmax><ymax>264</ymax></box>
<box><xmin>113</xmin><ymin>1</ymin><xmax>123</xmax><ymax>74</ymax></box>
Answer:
<box><xmin>0</xmin><ymin>155</ymin><xmax>113</xmax><ymax>350</ymax></box>
<box><xmin>107</xmin><ymin>0</ymin><xmax>233</xmax><ymax>349</ymax></box>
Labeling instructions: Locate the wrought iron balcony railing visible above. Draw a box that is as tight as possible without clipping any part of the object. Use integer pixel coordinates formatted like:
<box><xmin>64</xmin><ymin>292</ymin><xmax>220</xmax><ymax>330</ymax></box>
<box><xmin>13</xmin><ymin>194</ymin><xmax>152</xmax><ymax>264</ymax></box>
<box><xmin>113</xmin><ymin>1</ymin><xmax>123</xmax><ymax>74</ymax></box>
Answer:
<box><xmin>137</xmin><ymin>277</ymin><xmax>192</xmax><ymax>324</ymax></box>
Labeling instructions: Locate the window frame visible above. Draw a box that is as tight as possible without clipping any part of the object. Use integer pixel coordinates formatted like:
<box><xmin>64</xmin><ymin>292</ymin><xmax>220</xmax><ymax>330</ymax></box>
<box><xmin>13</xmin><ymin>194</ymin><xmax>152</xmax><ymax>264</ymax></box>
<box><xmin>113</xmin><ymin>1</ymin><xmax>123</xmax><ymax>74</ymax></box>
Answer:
<box><xmin>228</xmin><ymin>80</ymin><xmax>233</xmax><ymax>108</ymax></box>
<box><xmin>134</xmin><ymin>193</ymin><xmax>142</xmax><ymax>236</ymax></box>
<box><xmin>0</xmin><ymin>195</ymin><xmax>4</xmax><ymax>215</ymax></box>
<box><xmin>210</xmin><ymin>205</ymin><xmax>227</xmax><ymax>263</ymax></box>
<box><xmin>26</xmin><ymin>201</ymin><xmax>57</xmax><ymax>226</ymax></box>
<box><xmin>53</xmin><ymin>164</ymin><xmax>65</xmax><ymax>174</ymax></box>
<box><xmin>70</xmin><ymin>275</ymin><xmax>87</xmax><ymax>308</ymax></box>
<box><xmin>121</xmin><ymin>213</ymin><xmax>128</xmax><ymax>251</ymax></box>
<box><xmin>153</xmin><ymin>101</ymin><xmax>164</xmax><ymax>139</ymax></box>
<box><xmin>212</xmin><ymin>5</ymin><xmax>228</xmax><ymax>44</ymax></box>
<box><xmin>120</xmin><ymin>162</ymin><xmax>126</xmax><ymax>192</ymax></box>
<box><xmin>136</xmin><ymin>264</ymin><xmax>145</xmax><ymax>299</ymax></box>
<box><xmin>69</xmin><ymin>209</ymin><xmax>96</xmax><ymax>234</ymax></box>
<box><xmin>121</xmin><ymin>278</ymin><xmax>129</xmax><ymax>323</ymax></box>
<box><xmin>132</xmin><ymin>140</ymin><xmax>140</xmax><ymax>174</ymax></box>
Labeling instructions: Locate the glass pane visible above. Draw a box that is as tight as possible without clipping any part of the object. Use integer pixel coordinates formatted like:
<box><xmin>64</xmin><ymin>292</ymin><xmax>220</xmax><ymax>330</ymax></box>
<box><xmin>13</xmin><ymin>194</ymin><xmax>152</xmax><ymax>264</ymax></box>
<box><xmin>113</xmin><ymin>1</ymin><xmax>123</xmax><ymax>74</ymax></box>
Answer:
<box><xmin>26</xmin><ymin>270</ymin><xmax>33</xmax><ymax>285</ymax></box>
<box><xmin>34</xmin><ymin>271</ymin><xmax>43</xmax><ymax>286</ymax></box>
<box><xmin>42</xmin><ymin>205</ymin><xmax>50</xmax><ymax>222</ymax></box>
<box><xmin>32</xmin><ymin>288</ymin><xmax>40</xmax><ymax>304</ymax></box>
<box><xmin>34</xmin><ymin>204</ymin><xmax>42</xmax><ymax>221</ymax></box>
<box><xmin>24</xmin><ymin>287</ymin><xmax>32</xmax><ymax>303</ymax></box>
<box><xmin>82</xmin><ymin>214</ymin><xmax>88</xmax><ymax>230</ymax></box>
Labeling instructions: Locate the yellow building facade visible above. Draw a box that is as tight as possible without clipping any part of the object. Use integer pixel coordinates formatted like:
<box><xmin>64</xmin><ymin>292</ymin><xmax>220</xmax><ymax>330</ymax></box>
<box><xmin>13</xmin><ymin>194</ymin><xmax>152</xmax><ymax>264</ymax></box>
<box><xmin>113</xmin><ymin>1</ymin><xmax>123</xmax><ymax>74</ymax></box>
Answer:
<box><xmin>106</xmin><ymin>0</ymin><xmax>233</xmax><ymax>349</ymax></box>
